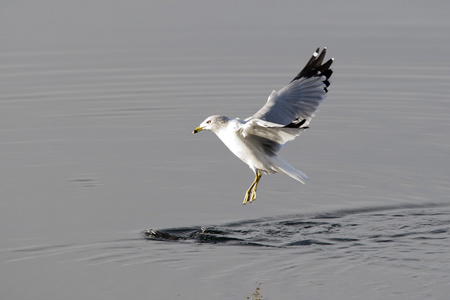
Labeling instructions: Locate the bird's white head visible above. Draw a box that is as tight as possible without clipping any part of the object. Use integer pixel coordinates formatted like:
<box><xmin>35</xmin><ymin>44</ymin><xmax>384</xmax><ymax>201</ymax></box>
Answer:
<box><xmin>193</xmin><ymin>115</ymin><xmax>229</xmax><ymax>134</ymax></box>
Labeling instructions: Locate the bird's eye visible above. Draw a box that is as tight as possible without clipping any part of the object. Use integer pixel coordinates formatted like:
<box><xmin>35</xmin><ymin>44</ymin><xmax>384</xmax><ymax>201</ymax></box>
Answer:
<box><xmin>206</xmin><ymin>120</ymin><xmax>211</xmax><ymax>124</ymax></box>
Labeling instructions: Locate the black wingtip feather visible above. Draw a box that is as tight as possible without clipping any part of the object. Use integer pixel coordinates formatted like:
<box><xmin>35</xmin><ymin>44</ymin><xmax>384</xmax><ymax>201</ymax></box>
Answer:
<box><xmin>290</xmin><ymin>48</ymin><xmax>334</xmax><ymax>83</ymax></box>
<box><xmin>284</xmin><ymin>118</ymin><xmax>309</xmax><ymax>129</ymax></box>
<box><xmin>315</xmin><ymin>48</ymin><xmax>327</xmax><ymax>66</ymax></box>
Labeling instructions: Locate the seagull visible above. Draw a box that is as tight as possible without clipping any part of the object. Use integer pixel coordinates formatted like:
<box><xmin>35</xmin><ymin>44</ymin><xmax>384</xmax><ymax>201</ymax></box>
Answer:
<box><xmin>193</xmin><ymin>48</ymin><xmax>333</xmax><ymax>204</ymax></box>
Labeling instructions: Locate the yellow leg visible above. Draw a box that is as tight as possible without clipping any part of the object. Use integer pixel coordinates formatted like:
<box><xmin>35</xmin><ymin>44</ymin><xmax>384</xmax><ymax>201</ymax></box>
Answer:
<box><xmin>250</xmin><ymin>171</ymin><xmax>261</xmax><ymax>202</ymax></box>
<box><xmin>243</xmin><ymin>171</ymin><xmax>262</xmax><ymax>205</ymax></box>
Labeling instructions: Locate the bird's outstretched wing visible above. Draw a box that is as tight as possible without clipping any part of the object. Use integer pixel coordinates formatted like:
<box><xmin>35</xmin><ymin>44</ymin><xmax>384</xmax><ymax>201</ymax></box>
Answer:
<box><xmin>246</xmin><ymin>47</ymin><xmax>333</xmax><ymax>127</ymax></box>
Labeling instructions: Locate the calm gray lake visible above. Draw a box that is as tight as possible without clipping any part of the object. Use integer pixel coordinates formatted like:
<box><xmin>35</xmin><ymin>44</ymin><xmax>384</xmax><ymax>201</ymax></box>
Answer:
<box><xmin>1</xmin><ymin>1</ymin><xmax>450</xmax><ymax>299</ymax></box>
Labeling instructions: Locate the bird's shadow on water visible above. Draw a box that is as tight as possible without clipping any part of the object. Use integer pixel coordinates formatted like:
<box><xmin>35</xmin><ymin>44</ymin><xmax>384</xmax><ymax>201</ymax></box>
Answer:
<box><xmin>142</xmin><ymin>202</ymin><xmax>450</xmax><ymax>248</ymax></box>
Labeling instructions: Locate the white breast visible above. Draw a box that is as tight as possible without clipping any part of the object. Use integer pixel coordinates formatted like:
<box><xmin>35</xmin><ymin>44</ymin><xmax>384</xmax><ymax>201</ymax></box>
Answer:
<box><xmin>215</xmin><ymin>120</ymin><xmax>274</xmax><ymax>172</ymax></box>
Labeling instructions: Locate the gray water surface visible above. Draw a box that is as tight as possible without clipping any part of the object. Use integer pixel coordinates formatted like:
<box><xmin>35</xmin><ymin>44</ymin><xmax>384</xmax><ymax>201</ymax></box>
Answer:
<box><xmin>1</xmin><ymin>1</ymin><xmax>450</xmax><ymax>299</ymax></box>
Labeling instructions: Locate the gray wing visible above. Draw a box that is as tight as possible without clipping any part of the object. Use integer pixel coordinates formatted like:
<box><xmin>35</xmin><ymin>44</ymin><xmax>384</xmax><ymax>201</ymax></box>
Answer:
<box><xmin>246</xmin><ymin>47</ymin><xmax>333</xmax><ymax>128</ymax></box>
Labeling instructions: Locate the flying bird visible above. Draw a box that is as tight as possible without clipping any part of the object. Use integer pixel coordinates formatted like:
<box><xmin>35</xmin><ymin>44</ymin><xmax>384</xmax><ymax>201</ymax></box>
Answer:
<box><xmin>193</xmin><ymin>48</ymin><xmax>333</xmax><ymax>204</ymax></box>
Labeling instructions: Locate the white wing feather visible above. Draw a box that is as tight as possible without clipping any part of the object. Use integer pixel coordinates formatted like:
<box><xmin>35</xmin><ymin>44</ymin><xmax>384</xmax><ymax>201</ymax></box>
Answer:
<box><xmin>240</xmin><ymin>119</ymin><xmax>301</xmax><ymax>146</ymax></box>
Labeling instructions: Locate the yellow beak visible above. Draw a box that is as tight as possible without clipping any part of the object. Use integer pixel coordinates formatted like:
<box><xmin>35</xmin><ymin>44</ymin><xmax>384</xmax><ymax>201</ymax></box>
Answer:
<box><xmin>192</xmin><ymin>126</ymin><xmax>204</xmax><ymax>134</ymax></box>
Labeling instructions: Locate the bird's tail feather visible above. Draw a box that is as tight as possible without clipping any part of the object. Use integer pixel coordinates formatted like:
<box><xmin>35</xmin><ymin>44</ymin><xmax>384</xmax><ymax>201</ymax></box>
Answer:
<box><xmin>274</xmin><ymin>157</ymin><xmax>309</xmax><ymax>184</ymax></box>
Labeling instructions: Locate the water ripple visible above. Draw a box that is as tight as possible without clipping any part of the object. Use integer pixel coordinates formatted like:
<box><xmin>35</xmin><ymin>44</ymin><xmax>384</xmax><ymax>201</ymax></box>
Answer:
<box><xmin>143</xmin><ymin>203</ymin><xmax>450</xmax><ymax>249</ymax></box>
